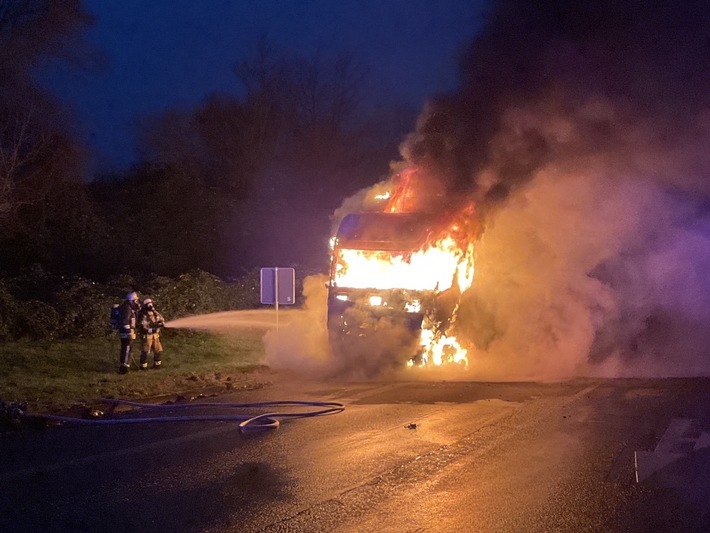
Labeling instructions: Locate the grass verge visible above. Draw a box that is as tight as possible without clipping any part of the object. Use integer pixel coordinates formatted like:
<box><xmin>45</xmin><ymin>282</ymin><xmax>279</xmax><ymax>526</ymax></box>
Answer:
<box><xmin>0</xmin><ymin>328</ymin><xmax>268</xmax><ymax>413</ymax></box>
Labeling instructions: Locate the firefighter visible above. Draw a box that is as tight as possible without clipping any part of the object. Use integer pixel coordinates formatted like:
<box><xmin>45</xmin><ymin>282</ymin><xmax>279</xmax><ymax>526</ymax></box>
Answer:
<box><xmin>118</xmin><ymin>291</ymin><xmax>141</xmax><ymax>374</ymax></box>
<box><xmin>137</xmin><ymin>298</ymin><xmax>166</xmax><ymax>369</ymax></box>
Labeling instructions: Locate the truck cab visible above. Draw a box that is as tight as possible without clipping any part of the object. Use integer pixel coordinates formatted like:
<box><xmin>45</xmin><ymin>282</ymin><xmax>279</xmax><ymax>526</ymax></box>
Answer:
<box><xmin>326</xmin><ymin>212</ymin><xmax>443</xmax><ymax>356</ymax></box>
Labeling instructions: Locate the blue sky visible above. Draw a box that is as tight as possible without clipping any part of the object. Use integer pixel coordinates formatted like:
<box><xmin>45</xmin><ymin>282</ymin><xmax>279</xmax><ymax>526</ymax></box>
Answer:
<box><xmin>46</xmin><ymin>0</ymin><xmax>487</xmax><ymax>172</ymax></box>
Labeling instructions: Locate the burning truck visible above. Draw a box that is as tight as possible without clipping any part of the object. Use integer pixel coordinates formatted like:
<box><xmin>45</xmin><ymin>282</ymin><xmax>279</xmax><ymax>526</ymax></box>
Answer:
<box><xmin>326</xmin><ymin>186</ymin><xmax>476</xmax><ymax>367</ymax></box>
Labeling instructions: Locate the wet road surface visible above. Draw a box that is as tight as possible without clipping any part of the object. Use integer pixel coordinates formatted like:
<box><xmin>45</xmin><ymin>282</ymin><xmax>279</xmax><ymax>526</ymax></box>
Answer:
<box><xmin>1</xmin><ymin>375</ymin><xmax>710</xmax><ymax>532</ymax></box>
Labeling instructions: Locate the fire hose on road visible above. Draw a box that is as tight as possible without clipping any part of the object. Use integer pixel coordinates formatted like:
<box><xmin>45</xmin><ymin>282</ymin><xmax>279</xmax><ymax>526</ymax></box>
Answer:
<box><xmin>22</xmin><ymin>399</ymin><xmax>345</xmax><ymax>433</ymax></box>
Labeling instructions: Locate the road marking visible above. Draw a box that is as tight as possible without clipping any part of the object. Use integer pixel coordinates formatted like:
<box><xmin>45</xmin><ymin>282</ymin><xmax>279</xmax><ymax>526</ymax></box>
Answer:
<box><xmin>634</xmin><ymin>418</ymin><xmax>710</xmax><ymax>483</ymax></box>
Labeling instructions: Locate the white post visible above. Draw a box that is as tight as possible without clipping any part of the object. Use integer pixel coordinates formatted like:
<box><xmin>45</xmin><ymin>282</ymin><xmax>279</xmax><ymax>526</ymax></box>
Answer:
<box><xmin>274</xmin><ymin>267</ymin><xmax>279</xmax><ymax>331</ymax></box>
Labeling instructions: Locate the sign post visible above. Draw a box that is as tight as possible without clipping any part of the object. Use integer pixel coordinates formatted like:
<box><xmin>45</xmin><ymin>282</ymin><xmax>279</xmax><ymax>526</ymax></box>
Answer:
<box><xmin>260</xmin><ymin>267</ymin><xmax>296</xmax><ymax>330</ymax></box>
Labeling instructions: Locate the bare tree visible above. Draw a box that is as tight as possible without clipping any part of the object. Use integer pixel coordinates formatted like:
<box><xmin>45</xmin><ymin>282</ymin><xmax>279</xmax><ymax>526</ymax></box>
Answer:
<box><xmin>135</xmin><ymin>108</ymin><xmax>204</xmax><ymax>177</ymax></box>
<box><xmin>134</xmin><ymin>39</ymin><xmax>403</xmax><ymax>272</ymax></box>
<box><xmin>0</xmin><ymin>0</ymin><xmax>96</xmax><ymax>267</ymax></box>
<box><xmin>0</xmin><ymin>94</ymin><xmax>88</xmax><ymax>229</ymax></box>
<box><xmin>289</xmin><ymin>51</ymin><xmax>366</xmax><ymax>133</ymax></box>
<box><xmin>235</xmin><ymin>39</ymin><xmax>368</xmax><ymax>150</ymax></box>
<box><xmin>0</xmin><ymin>0</ymin><xmax>97</xmax><ymax>71</ymax></box>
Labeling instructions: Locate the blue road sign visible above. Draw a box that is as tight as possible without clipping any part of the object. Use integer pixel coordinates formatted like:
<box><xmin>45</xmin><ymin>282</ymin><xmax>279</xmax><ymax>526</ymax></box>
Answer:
<box><xmin>260</xmin><ymin>267</ymin><xmax>296</xmax><ymax>305</ymax></box>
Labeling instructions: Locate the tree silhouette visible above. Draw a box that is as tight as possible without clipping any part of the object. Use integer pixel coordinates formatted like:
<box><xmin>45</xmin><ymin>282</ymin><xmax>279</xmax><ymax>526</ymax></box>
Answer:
<box><xmin>0</xmin><ymin>0</ymin><xmax>99</xmax><ymax>274</ymax></box>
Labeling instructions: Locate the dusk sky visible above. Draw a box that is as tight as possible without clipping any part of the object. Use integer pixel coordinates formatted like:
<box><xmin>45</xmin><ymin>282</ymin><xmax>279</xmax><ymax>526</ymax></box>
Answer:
<box><xmin>45</xmin><ymin>0</ymin><xmax>488</xmax><ymax>172</ymax></box>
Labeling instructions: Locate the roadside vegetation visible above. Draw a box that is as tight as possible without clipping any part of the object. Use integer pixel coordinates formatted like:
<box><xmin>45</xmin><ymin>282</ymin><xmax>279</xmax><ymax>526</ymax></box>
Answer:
<box><xmin>0</xmin><ymin>267</ymin><xmax>264</xmax><ymax>341</ymax></box>
<box><xmin>0</xmin><ymin>3</ymin><xmax>396</xmax><ymax>419</ymax></box>
<box><xmin>0</xmin><ymin>329</ymin><xmax>267</xmax><ymax>414</ymax></box>
<box><xmin>0</xmin><ymin>268</ymin><xmax>289</xmax><ymax>415</ymax></box>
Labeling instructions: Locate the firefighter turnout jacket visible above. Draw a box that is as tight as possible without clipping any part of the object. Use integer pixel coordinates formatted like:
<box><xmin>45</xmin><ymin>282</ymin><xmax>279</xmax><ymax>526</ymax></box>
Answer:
<box><xmin>138</xmin><ymin>307</ymin><xmax>165</xmax><ymax>337</ymax></box>
<box><xmin>118</xmin><ymin>300</ymin><xmax>137</xmax><ymax>339</ymax></box>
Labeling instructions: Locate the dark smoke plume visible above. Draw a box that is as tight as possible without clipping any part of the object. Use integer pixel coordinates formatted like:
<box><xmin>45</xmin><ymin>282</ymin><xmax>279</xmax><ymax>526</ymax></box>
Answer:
<box><xmin>403</xmin><ymin>0</ymin><xmax>710</xmax><ymax>215</ymax></box>
<box><xmin>403</xmin><ymin>0</ymin><xmax>710</xmax><ymax>378</ymax></box>
<box><xmin>268</xmin><ymin>0</ymin><xmax>710</xmax><ymax>379</ymax></box>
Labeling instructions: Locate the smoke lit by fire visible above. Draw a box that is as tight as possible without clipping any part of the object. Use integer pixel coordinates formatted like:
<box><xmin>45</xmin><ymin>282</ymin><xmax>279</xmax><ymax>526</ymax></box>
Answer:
<box><xmin>269</xmin><ymin>0</ymin><xmax>710</xmax><ymax>380</ymax></box>
<box><xmin>340</xmin><ymin>0</ymin><xmax>710</xmax><ymax>379</ymax></box>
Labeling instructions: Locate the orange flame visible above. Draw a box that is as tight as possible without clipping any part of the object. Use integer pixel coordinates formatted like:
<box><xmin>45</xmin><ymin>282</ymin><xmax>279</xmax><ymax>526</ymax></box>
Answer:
<box><xmin>385</xmin><ymin>166</ymin><xmax>418</xmax><ymax>213</ymax></box>
<box><xmin>333</xmin><ymin>236</ymin><xmax>473</xmax><ymax>293</ymax></box>
<box><xmin>337</xmin><ymin>231</ymin><xmax>474</xmax><ymax>366</ymax></box>
<box><xmin>372</xmin><ymin>167</ymin><xmax>476</xmax><ymax>368</ymax></box>
<box><xmin>417</xmin><ymin>327</ymin><xmax>469</xmax><ymax>366</ymax></box>
<box><xmin>331</xmin><ymin>166</ymin><xmax>477</xmax><ymax>368</ymax></box>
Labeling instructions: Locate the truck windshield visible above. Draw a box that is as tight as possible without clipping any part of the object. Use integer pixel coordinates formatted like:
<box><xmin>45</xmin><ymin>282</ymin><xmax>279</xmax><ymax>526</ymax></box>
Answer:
<box><xmin>335</xmin><ymin>213</ymin><xmax>433</xmax><ymax>250</ymax></box>
<box><xmin>332</xmin><ymin>248</ymin><xmax>453</xmax><ymax>291</ymax></box>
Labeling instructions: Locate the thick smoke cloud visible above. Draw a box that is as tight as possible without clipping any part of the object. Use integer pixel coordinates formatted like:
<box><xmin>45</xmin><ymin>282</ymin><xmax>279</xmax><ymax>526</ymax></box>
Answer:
<box><xmin>403</xmin><ymin>0</ymin><xmax>710</xmax><ymax>378</ymax></box>
<box><xmin>264</xmin><ymin>274</ymin><xmax>416</xmax><ymax>379</ymax></box>
<box><xmin>267</xmin><ymin>0</ymin><xmax>710</xmax><ymax>380</ymax></box>
<box><xmin>404</xmin><ymin>0</ymin><xmax>710</xmax><ymax>211</ymax></box>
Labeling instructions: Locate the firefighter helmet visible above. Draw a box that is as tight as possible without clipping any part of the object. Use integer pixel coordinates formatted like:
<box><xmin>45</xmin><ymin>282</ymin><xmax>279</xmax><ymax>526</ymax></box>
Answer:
<box><xmin>126</xmin><ymin>291</ymin><xmax>139</xmax><ymax>302</ymax></box>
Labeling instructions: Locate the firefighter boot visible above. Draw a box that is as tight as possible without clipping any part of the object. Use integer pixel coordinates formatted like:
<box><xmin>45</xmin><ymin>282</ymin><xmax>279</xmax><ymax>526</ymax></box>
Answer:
<box><xmin>139</xmin><ymin>352</ymin><xmax>148</xmax><ymax>370</ymax></box>
<box><xmin>153</xmin><ymin>352</ymin><xmax>163</xmax><ymax>369</ymax></box>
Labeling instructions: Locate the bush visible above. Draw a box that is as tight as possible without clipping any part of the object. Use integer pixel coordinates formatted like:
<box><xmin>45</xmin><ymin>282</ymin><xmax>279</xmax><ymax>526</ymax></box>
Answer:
<box><xmin>145</xmin><ymin>270</ymin><xmax>234</xmax><ymax>318</ymax></box>
<box><xmin>0</xmin><ymin>284</ymin><xmax>62</xmax><ymax>340</ymax></box>
<box><xmin>0</xmin><ymin>282</ymin><xmax>19</xmax><ymax>341</ymax></box>
<box><xmin>53</xmin><ymin>277</ymin><xmax>115</xmax><ymax>338</ymax></box>
<box><xmin>0</xmin><ymin>268</ymin><xmax>266</xmax><ymax>340</ymax></box>
<box><xmin>16</xmin><ymin>300</ymin><xmax>62</xmax><ymax>339</ymax></box>
<box><xmin>229</xmin><ymin>268</ymin><xmax>262</xmax><ymax>309</ymax></box>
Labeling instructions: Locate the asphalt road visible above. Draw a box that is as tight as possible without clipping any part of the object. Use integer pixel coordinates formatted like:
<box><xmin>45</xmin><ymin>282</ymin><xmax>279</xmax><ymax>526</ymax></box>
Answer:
<box><xmin>2</xmin><ymin>375</ymin><xmax>710</xmax><ymax>532</ymax></box>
